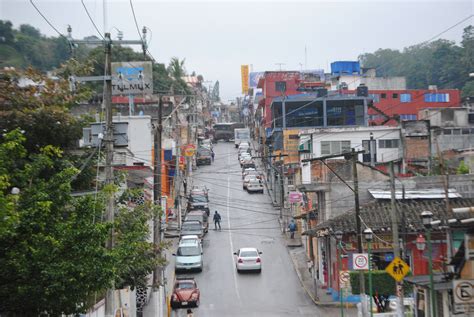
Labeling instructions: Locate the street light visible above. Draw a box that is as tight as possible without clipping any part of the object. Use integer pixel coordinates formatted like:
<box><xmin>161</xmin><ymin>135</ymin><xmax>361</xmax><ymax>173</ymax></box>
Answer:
<box><xmin>421</xmin><ymin>210</ymin><xmax>436</xmax><ymax>317</ymax></box>
<box><xmin>364</xmin><ymin>228</ymin><xmax>374</xmax><ymax>317</ymax></box>
<box><xmin>335</xmin><ymin>230</ymin><xmax>344</xmax><ymax>317</ymax></box>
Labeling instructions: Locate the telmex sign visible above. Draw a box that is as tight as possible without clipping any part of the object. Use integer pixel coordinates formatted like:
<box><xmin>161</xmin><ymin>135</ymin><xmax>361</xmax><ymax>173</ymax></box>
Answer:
<box><xmin>111</xmin><ymin>61</ymin><xmax>153</xmax><ymax>96</ymax></box>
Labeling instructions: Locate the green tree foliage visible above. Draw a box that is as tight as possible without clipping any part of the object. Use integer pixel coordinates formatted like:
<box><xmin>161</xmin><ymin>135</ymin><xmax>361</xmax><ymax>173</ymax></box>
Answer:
<box><xmin>0</xmin><ymin>130</ymin><xmax>158</xmax><ymax>316</ymax></box>
<box><xmin>359</xmin><ymin>26</ymin><xmax>474</xmax><ymax>96</ymax></box>
<box><xmin>457</xmin><ymin>160</ymin><xmax>470</xmax><ymax>174</ymax></box>
<box><xmin>0</xmin><ymin>67</ymin><xmax>90</xmax><ymax>153</ymax></box>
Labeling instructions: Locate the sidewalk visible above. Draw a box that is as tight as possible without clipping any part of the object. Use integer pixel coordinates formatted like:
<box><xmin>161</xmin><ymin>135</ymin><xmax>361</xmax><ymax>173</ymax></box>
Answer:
<box><xmin>283</xmin><ymin>231</ymin><xmax>358</xmax><ymax>316</ymax></box>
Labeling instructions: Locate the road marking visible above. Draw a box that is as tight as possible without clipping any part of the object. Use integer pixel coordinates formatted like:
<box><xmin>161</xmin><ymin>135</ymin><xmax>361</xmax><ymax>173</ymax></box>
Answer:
<box><xmin>226</xmin><ymin>146</ymin><xmax>241</xmax><ymax>305</ymax></box>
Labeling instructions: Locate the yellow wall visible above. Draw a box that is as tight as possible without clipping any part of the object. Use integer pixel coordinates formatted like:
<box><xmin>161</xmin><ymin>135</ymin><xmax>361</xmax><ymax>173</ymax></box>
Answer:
<box><xmin>283</xmin><ymin>129</ymin><xmax>300</xmax><ymax>165</ymax></box>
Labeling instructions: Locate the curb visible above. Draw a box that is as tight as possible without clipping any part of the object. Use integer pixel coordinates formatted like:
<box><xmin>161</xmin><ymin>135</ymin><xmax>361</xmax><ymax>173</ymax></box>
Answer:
<box><xmin>286</xmin><ymin>243</ymin><xmax>357</xmax><ymax>308</ymax></box>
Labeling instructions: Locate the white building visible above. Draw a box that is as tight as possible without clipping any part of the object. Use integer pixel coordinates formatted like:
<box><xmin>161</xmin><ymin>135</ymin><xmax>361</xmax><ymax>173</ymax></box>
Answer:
<box><xmin>299</xmin><ymin>126</ymin><xmax>401</xmax><ymax>183</ymax></box>
<box><xmin>82</xmin><ymin>115</ymin><xmax>154</xmax><ymax>167</ymax></box>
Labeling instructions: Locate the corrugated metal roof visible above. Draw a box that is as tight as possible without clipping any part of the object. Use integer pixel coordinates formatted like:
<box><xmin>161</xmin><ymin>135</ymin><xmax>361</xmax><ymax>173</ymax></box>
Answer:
<box><xmin>369</xmin><ymin>189</ymin><xmax>462</xmax><ymax>199</ymax></box>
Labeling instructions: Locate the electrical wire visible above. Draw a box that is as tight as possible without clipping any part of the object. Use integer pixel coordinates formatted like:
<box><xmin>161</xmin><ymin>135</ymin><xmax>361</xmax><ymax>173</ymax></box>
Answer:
<box><xmin>81</xmin><ymin>0</ymin><xmax>105</xmax><ymax>40</ymax></box>
<box><xmin>29</xmin><ymin>0</ymin><xmax>67</xmax><ymax>39</ymax></box>
<box><xmin>265</xmin><ymin>14</ymin><xmax>473</xmax><ymax>131</ymax></box>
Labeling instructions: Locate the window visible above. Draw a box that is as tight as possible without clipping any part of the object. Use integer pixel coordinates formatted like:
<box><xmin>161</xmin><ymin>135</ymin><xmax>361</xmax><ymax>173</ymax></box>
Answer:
<box><xmin>381</xmin><ymin>93</ymin><xmax>387</xmax><ymax>99</ymax></box>
<box><xmin>462</xmin><ymin>129</ymin><xmax>470</xmax><ymax>135</ymax></box>
<box><xmin>275</xmin><ymin>81</ymin><xmax>286</xmax><ymax>92</ymax></box>
<box><xmin>369</xmin><ymin>94</ymin><xmax>380</xmax><ymax>103</ymax></box>
<box><xmin>392</xmin><ymin>93</ymin><xmax>398</xmax><ymax>99</ymax></box>
<box><xmin>424</xmin><ymin>93</ymin><xmax>450</xmax><ymax>103</ymax></box>
<box><xmin>379</xmin><ymin>139</ymin><xmax>400</xmax><ymax>149</ymax></box>
<box><xmin>453</xmin><ymin>129</ymin><xmax>461</xmax><ymax>135</ymax></box>
<box><xmin>400</xmin><ymin>93</ymin><xmax>411</xmax><ymax>103</ymax></box>
<box><xmin>443</xmin><ymin>129</ymin><xmax>452</xmax><ymax>135</ymax></box>
<box><xmin>321</xmin><ymin>141</ymin><xmax>351</xmax><ymax>155</ymax></box>
<box><xmin>400</xmin><ymin>114</ymin><xmax>417</xmax><ymax>121</ymax></box>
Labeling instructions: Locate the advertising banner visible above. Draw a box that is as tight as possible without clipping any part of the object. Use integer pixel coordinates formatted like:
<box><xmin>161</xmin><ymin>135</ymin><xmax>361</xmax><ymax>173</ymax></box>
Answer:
<box><xmin>241</xmin><ymin>65</ymin><xmax>249</xmax><ymax>94</ymax></box>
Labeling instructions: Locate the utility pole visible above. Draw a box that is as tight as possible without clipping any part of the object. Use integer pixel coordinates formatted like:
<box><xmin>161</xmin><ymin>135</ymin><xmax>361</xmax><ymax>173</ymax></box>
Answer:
<box><xmin>390</xmin><ymin>162</ymin><xmax>404</xmax><ymax>317</ymax></box>
<box><xmin>103</xmin><ymin>32</ymin><xmax>115</xmax><ymax>317</ymax></box>
<box><xmin>69</xmin><ymin>28</ymin><xmax>146</xmax><ymax>317</ymax></box>
<box><xmin>153</xmin><ymin>96</ymin><xmax>163</xmax><ymax>289</ymax></box>
<box><xmin>302</xmin><ymin>149</ymin><xmax>366</xmax><ymax>314</ymax></box>
<box><xmin>280</xmin><ymin>154</ymin><xmax>285</xmax><ymax>221</ymax></box>
<box><xmin>173</xmin><ymin>107</ymin><xmax>182</xmax><ymax>229</ymax></box>
<box><xmin>351</xmin><ymin>149</ymin><xmax>366</xmax><ymax>307</ymax></box>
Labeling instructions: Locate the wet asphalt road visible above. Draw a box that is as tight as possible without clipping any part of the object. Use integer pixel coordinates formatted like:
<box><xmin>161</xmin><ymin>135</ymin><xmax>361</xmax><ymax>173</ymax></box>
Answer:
<box><xmin>170</xmin><ymin>142</ymin><xmax>339</xmax><ymax>317</ymax></box>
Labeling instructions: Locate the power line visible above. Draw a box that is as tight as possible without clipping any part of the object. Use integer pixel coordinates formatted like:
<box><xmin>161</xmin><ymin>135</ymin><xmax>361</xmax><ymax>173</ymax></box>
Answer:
<box><xmin>29</xmin><ymin>0</ymin><xmax>67</xmax><ymax>39</ymax></box>
<box><xmin>81</xmin><ymin>0</ymin><xmax>105</xmax><ymax>40</ymax></box>
<box><xmin>265</xmin><ymin>14</ymin><xmax>473</xmax><ymax>130</ymax></box>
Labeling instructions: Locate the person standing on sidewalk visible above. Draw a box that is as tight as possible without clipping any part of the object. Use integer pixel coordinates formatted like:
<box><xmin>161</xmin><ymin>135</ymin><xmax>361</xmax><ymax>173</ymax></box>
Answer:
<box><xmin>288</xmin><ymin>219</ymin><xmax>297</xmax><ymax>239</ymax></box>
<box><xmin>213</xmin><ymin>210</ymin><xmax>222</xmax><ymax>230</ymax></box>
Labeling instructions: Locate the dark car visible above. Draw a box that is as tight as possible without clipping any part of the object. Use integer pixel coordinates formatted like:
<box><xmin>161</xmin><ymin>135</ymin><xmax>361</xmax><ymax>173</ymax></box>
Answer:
<box><xmin>196</xmin><ymin>147</ymin><xmax>212</xmax><ymax>166</ymax></box>
<box><xmin>180</xmin><ymin>220</ymin><xmax>204</xmax><ymax>238</ymax></box>
<box><xmin>187</xmin><ymin>194</ymin><xmax>210</xmax><ymax>213</ymax></box>
<box><xmin>170</xmin><ymin>277</ymin><xmax>200</xmax><ymax>309</ymax></box>
<box><xmin>185</xmin><ymin>210</ymin><xmax>209</xmax><ymax>233</ymax></box>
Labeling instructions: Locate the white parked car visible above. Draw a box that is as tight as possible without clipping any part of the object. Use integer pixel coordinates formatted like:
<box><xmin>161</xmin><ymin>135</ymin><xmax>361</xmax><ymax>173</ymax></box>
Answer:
<box><xmin>246</xmin><ymin>179</ymin><xmax>264</xmax><ymax>194</ymax></box>
<box><xmin>173</xmin><ymin>239</ymin><xmax>203</xmax><ymax>273</ymax></box>
<box><xmin>243</xmin><ymin>174</ymin><xmax>258</xmax><ymax>190</ymax></box>
<box><xmin>234</xmin><ymin>247</ymin><xmax>262</xmax><ymax>273</ymax></box>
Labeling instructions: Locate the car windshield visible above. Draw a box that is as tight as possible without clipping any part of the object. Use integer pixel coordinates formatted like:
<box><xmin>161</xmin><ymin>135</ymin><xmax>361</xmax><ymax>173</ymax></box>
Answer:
<box><xmin>182</xmin><ymin>223</ymin><xmax>202</xmax><ymax>231</ymax></box>
<box><xmin>186</xmin><ymin>215</ymin><xmax>203</xmax><ymax>222</ymax></box>
<box><xmin>177</xmin><ymin>282</ymin><xmax>195</xmax><ymax>289</ymax></box>
<box><xmin>177</xmin><ymin>246</ymin><xmax>201</xmax><ymax>256</ymax></box>
<box><xmin>240</xmin><ymin>250</ymin><xmax>259</xmax><ymax>257</ymax></box>
<box><xmin>191</xmin><ymin>195</ymin><xmax>207</xmax><ymax>203</ymax></box>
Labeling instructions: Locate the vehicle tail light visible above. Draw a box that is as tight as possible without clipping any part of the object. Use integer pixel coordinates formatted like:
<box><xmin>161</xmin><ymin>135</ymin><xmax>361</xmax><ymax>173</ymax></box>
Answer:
<box><xmin>256</xmin><ymin>258</ymin><xmax>261</xmax><ymax>263</ymax></box>
<box><xmin>238</xmin><ymin>258</ymin><xmax>243</xmax><ymax>263</ymax></box>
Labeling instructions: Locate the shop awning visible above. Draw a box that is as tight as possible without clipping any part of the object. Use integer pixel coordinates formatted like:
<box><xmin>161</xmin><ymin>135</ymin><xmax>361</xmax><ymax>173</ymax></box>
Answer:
<box><xmin>404</xmin><ymin>274</ymin><xmax>452</xmax><ymax>291</ymax></box>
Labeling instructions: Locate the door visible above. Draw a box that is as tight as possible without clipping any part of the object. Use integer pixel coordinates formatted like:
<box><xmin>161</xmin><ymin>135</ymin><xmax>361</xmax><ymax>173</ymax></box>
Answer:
<box><xmin>362</xmin><ymin>140</ymin><xmax>377</xmax><ymax>164</ymax></box>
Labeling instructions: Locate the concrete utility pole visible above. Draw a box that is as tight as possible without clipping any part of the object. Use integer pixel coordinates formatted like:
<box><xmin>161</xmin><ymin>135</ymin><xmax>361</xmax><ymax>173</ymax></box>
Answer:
<box><xmin>153</xmin><ymin>96</ymin><xmax>163</xmax><ymax>289</ymax></box>
<box><xmin>389</xmin><ymin>162</ymin><xmax>404</xmax><ymax>317</ymax></box>
<box><xmin>69</xmin><ymin>28</ymin><xmax>145</xmax><ymax>317</ymax></box>
<box><xmin>174</xmin><ymin>108</ymin><xmax>182</xmax><ymax>229</ymax></box>
<box><xmin>302</xmin><ymin>149</ymin><xmax>366</xmax><ymax>312</ymax></box>
<box><xmin>102</xmin><ymin>32</ymin><xmax>116</xmax><ymax>317</ymax></box>
<box><xmin>351</xmin><ymin>149</ymin><xmax>366</xmax><ymax>304</ymax></box>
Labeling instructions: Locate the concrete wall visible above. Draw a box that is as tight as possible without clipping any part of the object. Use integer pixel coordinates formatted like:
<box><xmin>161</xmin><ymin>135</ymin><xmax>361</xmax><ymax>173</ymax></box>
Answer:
<box><xmin>434</xmin><ymin>134</ymin><xmax>474</xmax><ymax>153</ymax></box>
<box><xmin>419</xmin><ymin>108</ymin><xmax>469</xmax><ymax>127</ymax></box>
<box><xmin>331</xmin><ymin>75</ymin><xmax>406</xmax><ymax>90</ymax></box>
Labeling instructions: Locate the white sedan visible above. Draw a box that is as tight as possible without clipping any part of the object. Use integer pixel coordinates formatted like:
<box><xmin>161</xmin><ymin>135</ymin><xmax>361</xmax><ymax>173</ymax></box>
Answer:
<box><xmin>234</xmin><ymin>248</ymin><xmax>262</xmax><ymax>273</ymax></box>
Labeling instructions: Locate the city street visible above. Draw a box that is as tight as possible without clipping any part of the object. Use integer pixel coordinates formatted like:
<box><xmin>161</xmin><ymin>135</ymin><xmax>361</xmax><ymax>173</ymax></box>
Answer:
<box><xmin>170</xmin><ymin>142</ymin><xmax>342</xmax><ymax>317</ymax></box>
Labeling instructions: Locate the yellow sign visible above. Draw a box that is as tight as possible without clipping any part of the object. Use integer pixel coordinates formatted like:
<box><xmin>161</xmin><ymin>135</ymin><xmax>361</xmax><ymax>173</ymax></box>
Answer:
<box><xmin>385</xmin><ymin>256</ymin><xmax>410</xmax><ymax>282</ymax></box>
<box><xmin>241</xmin><ymin>65</ymin><xmax>249</xmax><ymax>94</ymax></box>
<box><xmin>183</xmin><ymin>144</ymin><xmax>196</xmax><ymax>157</ymax></box>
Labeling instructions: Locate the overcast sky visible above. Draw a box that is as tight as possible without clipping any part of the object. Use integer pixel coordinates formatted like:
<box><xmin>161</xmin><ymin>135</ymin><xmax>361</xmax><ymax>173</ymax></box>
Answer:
<box><xmin>1</xmin><ymin>0</ymin><xmax>473</xmax><ymax>101</ymax></box>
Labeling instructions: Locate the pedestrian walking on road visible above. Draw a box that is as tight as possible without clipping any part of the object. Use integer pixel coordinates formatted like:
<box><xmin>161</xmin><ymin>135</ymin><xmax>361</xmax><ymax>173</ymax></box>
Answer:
<box><xmin>211</xmin><ymin>149</ymin><xmax>215</xmax><ymax>162</ymax></box>
<box><xmin>187</xmin><ymin>308</ymin><xmax>193</xmax><ymax>317</ymax></box>
<box><xmin>288</xmin><ymin>219</ymin><xmax>297</xmax><ymax>239</ymax></box>
<box><xmin>183</xmin><ymin>178</ymin><xmax>187</xmax><ymax>194</ymax></box>
<box><xmin>213</xmin><ymin>210</ymin><xmax>222</xmax><ymax>230</ymax></box>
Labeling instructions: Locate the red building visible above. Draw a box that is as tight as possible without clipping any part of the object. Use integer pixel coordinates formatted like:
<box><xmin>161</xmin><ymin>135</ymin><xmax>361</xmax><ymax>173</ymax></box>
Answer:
<box><xmin>365</xmin><ymin>89</ymin><xmax>461</xmax><ymax>125</ymax></box>
<box><xmin>257</xmin><ymin>71</ymin><xmax>301</xmax><ymax>128</ymax></box>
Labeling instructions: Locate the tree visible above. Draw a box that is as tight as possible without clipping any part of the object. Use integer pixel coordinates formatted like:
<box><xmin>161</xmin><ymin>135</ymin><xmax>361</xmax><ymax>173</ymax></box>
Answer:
<box><xmin>0</xmin><ymin>67</ymin><xmax>90</xmax><ymax>153</ymax></box>
<box><xmin>0</xmin><ymin>20</ymin><xmax>14</xmax><ymax>44</ymax></box>
<box><xmin>0</xmin><ymin>131</ymin><xmax>158</xmax><ymax>316</ymax></box>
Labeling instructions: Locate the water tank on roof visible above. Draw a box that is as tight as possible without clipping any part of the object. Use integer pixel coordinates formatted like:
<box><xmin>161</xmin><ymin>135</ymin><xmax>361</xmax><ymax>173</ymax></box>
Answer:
<box><xmin>331</xmin><ymin>61</ymin><xmax>361</xmax><ymax>75</ymax></box>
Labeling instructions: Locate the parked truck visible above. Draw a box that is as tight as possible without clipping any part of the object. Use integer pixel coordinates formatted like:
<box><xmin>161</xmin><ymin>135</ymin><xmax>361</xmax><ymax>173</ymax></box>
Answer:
<box><xmin>234</xmin><ymin>128</ymin><xmax>250</xmax><ymax>148</ymax></box>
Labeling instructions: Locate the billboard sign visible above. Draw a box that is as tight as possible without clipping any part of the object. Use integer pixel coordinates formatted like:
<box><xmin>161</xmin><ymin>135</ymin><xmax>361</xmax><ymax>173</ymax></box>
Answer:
<box><xmin>111</xmin><ymin>61</ymin><xmax>153</xmax><ymax>96</ymax></box>
<box><xmin>249</xmin><ymin>72</ymin><xmax>264</xmax><ymax>88</ymax></box>
<box><xmin>241</xmin><ymin>65</ymin><xmax>249</xmax><ymax>94</ymax></box>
